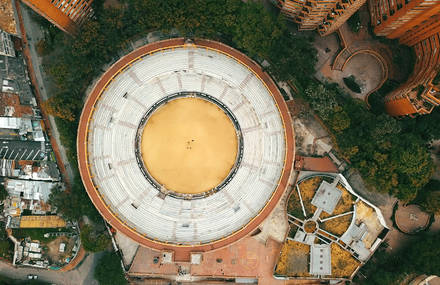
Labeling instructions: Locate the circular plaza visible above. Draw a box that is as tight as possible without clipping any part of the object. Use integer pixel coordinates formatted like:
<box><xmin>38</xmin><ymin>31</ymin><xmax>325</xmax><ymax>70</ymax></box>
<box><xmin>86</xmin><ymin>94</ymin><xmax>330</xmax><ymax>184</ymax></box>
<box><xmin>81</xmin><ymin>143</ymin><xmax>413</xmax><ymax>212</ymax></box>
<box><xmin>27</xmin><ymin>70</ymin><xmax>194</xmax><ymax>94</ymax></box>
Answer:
<box><xmin>77</xmin><ymin>38</ymin><xmax>294</xmax><ymax>252</ymax></box>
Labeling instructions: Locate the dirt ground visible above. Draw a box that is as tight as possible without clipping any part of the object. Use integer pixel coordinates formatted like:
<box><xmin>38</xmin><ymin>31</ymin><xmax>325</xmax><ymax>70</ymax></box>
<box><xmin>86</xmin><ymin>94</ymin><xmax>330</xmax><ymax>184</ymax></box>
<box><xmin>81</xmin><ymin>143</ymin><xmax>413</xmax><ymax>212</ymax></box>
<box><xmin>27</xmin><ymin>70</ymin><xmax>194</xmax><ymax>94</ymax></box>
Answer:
<box><xmin>141</xmin><ymin>97</ymin><xmax>237</xmax><ymax>194</ymax></box>
<box><xmin>46</xmin><ymin>236</ymin><xmax>75</xmax><ymax>264</ymax></box>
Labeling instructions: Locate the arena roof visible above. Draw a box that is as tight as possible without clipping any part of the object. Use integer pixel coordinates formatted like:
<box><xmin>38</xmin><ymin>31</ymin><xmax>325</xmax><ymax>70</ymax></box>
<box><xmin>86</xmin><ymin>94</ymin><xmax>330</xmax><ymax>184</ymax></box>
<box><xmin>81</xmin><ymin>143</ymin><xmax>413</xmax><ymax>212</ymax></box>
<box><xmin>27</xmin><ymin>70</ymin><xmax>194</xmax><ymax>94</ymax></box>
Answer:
<box><xmin>77</xmin><ymin>38</ymin><xmax>294</xmax><ymax>252</ymax></box>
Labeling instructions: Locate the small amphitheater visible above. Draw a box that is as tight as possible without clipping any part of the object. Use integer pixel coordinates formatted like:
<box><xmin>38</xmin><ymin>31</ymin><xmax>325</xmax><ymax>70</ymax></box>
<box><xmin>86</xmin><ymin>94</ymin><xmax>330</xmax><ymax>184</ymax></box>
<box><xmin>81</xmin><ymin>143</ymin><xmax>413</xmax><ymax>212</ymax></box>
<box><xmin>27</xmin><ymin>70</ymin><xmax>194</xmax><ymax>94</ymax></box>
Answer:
<box><xmin>77</xmin><ymin>38</ymin><xmax>294</xmax><ymax>253</ymax></box>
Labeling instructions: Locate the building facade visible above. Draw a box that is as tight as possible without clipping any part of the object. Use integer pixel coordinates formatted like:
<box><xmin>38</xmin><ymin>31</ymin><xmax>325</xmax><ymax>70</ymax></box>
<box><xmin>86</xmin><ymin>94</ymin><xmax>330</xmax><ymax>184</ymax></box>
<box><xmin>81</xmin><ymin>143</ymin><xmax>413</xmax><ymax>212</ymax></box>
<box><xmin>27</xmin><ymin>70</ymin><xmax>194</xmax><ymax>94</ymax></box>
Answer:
<box><xmin>271</xmin><ymin>0</ymin><xmax>366</xmax><ymax>35</ymax></box>
<box><xmin>21</xmin><ymin>0</ymin><xmax>94</xmax><ymax>34</ymax></box>
<box><xmin>369</xmin><ymin>0</ymin><xmax>440</xmax><ymax>116</ymax></box>
<box><xmin>369</xmin><ymin>0</ymin><xmax>440</xmax><ymax>39</ymax></box>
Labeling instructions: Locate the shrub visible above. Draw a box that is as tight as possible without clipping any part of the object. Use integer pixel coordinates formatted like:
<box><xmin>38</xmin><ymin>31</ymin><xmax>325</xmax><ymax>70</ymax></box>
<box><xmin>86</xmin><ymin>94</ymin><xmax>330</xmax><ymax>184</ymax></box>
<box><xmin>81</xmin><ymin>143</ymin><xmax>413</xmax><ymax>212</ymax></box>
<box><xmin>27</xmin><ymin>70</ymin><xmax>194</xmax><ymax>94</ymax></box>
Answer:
<box><xmin>347</xmin><ymin>11</ymin><xmax>361</xmax><ymax>33</ymax></box>
<box><xmin>80</xmin><ymin>224</ymin><xmax>111</xmax><ymax>252</ymax></box>
<box><xmin>94</xmin><ymin>252</ymin><xmax>126</xmax><ymax>285</ymax></box>
<box><xmin>343</xmin><ymin>75</ymin><xmax>361</xmax><ymax>93</ymax></box>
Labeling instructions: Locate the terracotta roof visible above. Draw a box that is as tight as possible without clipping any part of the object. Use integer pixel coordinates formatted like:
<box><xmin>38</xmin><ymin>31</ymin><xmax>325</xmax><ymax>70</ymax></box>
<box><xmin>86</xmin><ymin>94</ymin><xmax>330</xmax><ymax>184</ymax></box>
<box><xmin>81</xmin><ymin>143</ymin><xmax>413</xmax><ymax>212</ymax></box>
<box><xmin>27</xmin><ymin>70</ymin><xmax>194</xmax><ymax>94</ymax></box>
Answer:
<box><xmin>296</xmin><ymin>155</ymin><xmax>338</xmax><ymax>173</ymax></box>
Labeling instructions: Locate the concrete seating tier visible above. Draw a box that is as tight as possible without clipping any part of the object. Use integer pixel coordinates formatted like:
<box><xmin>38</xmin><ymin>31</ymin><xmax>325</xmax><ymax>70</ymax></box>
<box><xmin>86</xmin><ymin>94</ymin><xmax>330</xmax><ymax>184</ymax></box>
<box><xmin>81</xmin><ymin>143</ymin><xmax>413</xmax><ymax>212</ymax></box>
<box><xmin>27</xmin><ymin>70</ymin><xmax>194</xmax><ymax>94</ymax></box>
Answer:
<box><xmin>86</xmin><ymin>47</ymin><xmax>287</xmax><ymax>244</ymax></box>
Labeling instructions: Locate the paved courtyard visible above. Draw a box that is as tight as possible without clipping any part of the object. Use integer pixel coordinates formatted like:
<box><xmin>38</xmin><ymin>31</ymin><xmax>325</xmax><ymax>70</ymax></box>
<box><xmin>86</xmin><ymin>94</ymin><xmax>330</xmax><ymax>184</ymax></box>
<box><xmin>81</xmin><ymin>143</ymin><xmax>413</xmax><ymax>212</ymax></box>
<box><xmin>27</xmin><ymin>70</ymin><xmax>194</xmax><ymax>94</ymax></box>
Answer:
<box><xmin>332</xmin><ymin>53</ymin><xmax>384</xmax><ymax>100</ymax></box>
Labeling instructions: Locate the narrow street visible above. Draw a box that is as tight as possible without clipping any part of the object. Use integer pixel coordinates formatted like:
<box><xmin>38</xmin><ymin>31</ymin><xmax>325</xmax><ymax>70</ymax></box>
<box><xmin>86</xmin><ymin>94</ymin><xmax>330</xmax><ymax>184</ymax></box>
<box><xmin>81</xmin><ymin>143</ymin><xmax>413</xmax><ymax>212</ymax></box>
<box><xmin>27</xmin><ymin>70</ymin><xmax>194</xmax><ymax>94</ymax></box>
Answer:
<box><xmin>0</xmin><ymin>252</ymin><xmax>103</xmax><ymax>285</ymax></box>
<box><xmin>17</xmin><ymin>2</ymin><xmax>75</xmax><ymax>184</ymax></box>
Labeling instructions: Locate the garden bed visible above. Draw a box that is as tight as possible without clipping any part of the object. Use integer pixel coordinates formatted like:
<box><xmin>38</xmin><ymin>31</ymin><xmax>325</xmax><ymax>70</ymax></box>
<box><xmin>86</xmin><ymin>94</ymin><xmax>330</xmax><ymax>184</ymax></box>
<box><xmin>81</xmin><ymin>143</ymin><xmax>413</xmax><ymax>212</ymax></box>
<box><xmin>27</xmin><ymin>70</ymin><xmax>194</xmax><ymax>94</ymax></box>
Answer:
<box><xmin>287</xmin><ymin>187</ymin><xmax>304</xmax><ymax>218</ymax></box>
<box><xmin>288</xmin><ymin>224</ymin><xmax>299</xmax><ymax>239</ymax></box>
<box><xmin>320</xmin><ymin>213</ymin><xmax>353</xmax><ymax>236</ymax></box>
<box><xmin>13</xmin><ymin>227</ymin><xmax>74</xmax><ymax>242</ymax></box>
<box><xmin>331</xmin><ymin>243</ymin><xmax>360</xmax><ymax>278</ymax></box>
<box><xmin>275</xmin><ymin>240</ymin><xmax>311</xmax><ymax>277</ymax></box>
<box><xmin>298</xmin><ymin>176</ymin><xmax>323</xmax><ymax>217</ymax></box>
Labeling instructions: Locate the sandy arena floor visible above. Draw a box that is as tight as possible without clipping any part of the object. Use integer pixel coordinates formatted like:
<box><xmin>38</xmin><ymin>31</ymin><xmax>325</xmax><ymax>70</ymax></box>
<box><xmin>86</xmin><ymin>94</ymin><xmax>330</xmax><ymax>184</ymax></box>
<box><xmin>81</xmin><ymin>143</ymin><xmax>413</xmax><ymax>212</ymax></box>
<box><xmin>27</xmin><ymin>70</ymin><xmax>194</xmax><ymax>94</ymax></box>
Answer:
<box><xmin>141</xmin><ymin>97</ymin><xmax>238</xmax><ymax>194</ymax></box>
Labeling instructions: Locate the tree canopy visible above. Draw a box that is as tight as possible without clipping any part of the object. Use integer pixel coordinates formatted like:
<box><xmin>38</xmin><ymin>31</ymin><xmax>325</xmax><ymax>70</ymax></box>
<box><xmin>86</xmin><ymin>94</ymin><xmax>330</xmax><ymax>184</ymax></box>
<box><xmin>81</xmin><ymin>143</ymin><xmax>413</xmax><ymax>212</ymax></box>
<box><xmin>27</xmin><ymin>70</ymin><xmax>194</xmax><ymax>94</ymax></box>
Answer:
<box><xmin>80</xmin><ymin>224</ymin><xmax>111</xmax><ymax>252</ymax></box>
<box><xmin>49</xmin><ymin>179</ymin><xmax>101</xmax><ymax>222</ymax></box>
<box><xmin>0</xmin><ymin>184</ymin><xmax>8</xmax><ymax>201</ymax></box>
<box><xmin>414</xmin><ymin>180</ymin><xmax>440</xmax><ymax>214</ymax></box>
<box><xmin>94</xmin><ymin>251</ymin><xmax>127</xmax><ymax>285</ymax></box>
<box><xmin>303</xmin><ymin>83</ymin><xmax>434</xmax><ymax>201</ymax></box>
<box><xmin>355</xmin><ymin>232</ymin><xmax>440</xmax><ymax>284</ymax></box>
<box><xmin>42</xmin><ymin>0</ymin><xmax>317</xmax><ymax>124</ymax></box>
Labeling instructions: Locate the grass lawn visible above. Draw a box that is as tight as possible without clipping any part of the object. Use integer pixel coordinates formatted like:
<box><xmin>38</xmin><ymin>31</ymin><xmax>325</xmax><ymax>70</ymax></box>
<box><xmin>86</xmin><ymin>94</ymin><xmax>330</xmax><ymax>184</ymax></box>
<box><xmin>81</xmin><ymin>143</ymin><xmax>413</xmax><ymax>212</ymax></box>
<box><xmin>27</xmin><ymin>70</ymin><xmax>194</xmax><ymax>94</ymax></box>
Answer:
<box><xmin>12</xmin><ymin>228</ymin><xmax>73</xmax><ymax>242</ymax></box>
<box><xmin>287</xmin><ymin>187</ymin><xmax>304</xmax><ymax>218</ymax></box>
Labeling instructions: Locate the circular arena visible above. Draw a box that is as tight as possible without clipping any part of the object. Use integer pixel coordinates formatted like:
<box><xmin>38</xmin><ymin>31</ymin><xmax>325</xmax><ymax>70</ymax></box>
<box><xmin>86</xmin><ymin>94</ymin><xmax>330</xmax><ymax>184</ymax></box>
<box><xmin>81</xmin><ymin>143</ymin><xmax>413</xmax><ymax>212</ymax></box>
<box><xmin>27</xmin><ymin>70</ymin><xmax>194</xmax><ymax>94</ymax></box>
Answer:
<box><xmin>77</xmin><ymin>38</ymin><xmax>294</xmax><ymax>252</ymax></box>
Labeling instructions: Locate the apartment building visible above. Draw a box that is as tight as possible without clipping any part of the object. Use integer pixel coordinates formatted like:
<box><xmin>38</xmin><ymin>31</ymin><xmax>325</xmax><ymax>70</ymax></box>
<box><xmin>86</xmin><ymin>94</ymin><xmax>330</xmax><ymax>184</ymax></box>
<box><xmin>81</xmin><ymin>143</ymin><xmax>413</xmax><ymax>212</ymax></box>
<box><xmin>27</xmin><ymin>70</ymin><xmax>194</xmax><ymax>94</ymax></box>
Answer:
<box><xmin>271</xmin><ymin>0</ymin><xmax>367</xmax><ymax>35</ymax></box>
<box><xmin>369</xmin><ymin>0</ymin><xmax>440</xmax><ymax>116</ymax></box>
<box><xmin>21</xmin><ymin>0</ymin><xmax>94</xmax><ymax>34</ymax></box>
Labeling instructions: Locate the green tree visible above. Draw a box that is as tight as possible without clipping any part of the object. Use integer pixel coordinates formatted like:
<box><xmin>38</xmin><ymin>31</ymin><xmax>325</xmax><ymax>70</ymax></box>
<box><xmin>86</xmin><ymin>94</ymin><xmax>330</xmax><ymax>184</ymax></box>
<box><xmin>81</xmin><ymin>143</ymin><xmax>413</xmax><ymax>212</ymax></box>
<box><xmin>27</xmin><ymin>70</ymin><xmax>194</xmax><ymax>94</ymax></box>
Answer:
<box><xmin>303</xmin><ymin>82</ymin><xmax>434</xmax><ymax>201</ymax></box>
<box><xmin>0</xmin><ymin>241</ymin><xmax>11</xmax><ymax>257</ymax></box>
<box><xmin>403</xmin><ymin>108</ymin><xmax>440</xmax><ymax>141</ymax></box>
<box><xmin>49</xmin><ymin>180</ymin><xmax>101</xmax><ymax>222</ymax></box>
<box><xmin>0</xmin><ymin>184</ymin><xmax>8</xmax><ymax>201</ymax></box>
<box><xmin>42</xmin><ymin>96</ymin><xmax>77</xmax><ymax>121</ymax></box>
<box><xmin>329</xmin><ymin>110</ymin><xmax>350</xmax><ymax>133</ymax></box>
<box><xmin>415</xmin><ymin>180</ymin><xmax>440</xmax><ymax>214</ymax></box>
<box><xmin>268</xmin><ymin>30</ymin><xmax>317</xmax><ymax>84</ymax></box>
<box><xmin>233</xmin><ymin>2</ymin><xmax>279</xmax><ymax>59</ymax></box>
<box><xmin>94</xmin><ymin>251</ymin><xmax>127</xmax><ymax>285</ymax></box>
<box><xmin>80</xmin><ymin>224</ymin><xmax>111</xmax><ymax>252</ymax></box>
<box><xmin>303</xmin><ymin>83</ymin><xmax>338</xmax><ymax>120</ymax></box>
<box><xmin>421</xmin><ymin>191</ymin><xmax>440</xmax><ymax>214</ymax></box>
<box><xmin>355</xmin><ymin>232</ymin><xmax>440</xmax><ymax>284</ymax></box>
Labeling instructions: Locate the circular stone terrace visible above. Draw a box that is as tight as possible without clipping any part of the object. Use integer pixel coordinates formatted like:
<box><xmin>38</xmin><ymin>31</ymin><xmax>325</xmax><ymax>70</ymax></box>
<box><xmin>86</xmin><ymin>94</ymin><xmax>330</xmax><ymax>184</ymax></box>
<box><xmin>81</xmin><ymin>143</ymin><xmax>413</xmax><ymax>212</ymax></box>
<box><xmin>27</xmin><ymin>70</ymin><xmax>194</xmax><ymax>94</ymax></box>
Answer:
<box><xmin>77</xmin><ymin>38</ymin><xmax>294</xmax><ymax>252</ymax></box>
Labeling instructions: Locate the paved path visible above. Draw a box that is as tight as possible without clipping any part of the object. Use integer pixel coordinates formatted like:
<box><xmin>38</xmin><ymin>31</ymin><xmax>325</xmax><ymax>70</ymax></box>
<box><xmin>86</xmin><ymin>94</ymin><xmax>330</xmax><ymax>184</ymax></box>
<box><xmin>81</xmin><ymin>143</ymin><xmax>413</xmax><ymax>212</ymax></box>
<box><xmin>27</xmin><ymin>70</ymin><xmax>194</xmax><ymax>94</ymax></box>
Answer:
<box><xmin>395</xmin><ymin>203</ymin><xmax>430</xmax><ymax>234</ymax></box>
<box><xmin>0</xmin><ymin>252</ymin><xmax>102</xmax><ymax>285</ymax></box>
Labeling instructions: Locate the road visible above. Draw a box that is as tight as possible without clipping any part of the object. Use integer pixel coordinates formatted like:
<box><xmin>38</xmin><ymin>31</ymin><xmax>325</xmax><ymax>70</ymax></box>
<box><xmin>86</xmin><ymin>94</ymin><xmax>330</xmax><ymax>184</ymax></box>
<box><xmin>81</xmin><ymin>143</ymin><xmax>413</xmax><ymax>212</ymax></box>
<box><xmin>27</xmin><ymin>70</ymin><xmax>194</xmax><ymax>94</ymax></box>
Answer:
<box><xmin>18</xmin><ymin>3</ymin><xmax>75</xmax><ymax>184</ymax></box>
<box><xmin>0</xmin><ymin>252</ymin><xmax>103</xmax><ymax>285</ymax></box>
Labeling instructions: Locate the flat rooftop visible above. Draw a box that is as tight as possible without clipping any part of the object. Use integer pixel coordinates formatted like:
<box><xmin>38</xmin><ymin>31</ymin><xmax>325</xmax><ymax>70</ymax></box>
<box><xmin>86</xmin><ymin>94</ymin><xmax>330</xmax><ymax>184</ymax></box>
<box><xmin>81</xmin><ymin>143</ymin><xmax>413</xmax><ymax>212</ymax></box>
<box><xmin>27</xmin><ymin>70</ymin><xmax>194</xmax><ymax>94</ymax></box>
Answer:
<box><xmin>128</xmin><ymin>237</ymin><xmax>298</xmax><ymax>285</ymax></box>
<box><xmin>311</xmin><ymin>180</ymin><xmax>342</xmax><ymax>214</ymax></box>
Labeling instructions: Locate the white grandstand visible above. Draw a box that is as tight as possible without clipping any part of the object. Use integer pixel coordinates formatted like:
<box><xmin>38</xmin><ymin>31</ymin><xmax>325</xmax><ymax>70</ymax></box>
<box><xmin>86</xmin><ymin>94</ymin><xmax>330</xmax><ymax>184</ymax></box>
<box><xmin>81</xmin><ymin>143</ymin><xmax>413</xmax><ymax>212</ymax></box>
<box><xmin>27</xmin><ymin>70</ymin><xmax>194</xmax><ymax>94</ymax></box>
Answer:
<box><xmin>85</xmin><ymin>45</ymin><xmax>288</xmax><ymax>245</ymax></box>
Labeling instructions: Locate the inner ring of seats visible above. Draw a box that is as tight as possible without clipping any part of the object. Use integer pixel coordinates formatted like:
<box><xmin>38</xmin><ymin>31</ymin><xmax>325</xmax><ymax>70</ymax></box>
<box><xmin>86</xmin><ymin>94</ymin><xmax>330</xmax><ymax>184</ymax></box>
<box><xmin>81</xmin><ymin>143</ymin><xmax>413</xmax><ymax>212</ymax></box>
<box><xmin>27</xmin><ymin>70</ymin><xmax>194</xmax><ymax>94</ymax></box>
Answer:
<box><xmin>134</xmin><ymin>91</ymin><xmax>244</xmax><ymax>199</ymax></box>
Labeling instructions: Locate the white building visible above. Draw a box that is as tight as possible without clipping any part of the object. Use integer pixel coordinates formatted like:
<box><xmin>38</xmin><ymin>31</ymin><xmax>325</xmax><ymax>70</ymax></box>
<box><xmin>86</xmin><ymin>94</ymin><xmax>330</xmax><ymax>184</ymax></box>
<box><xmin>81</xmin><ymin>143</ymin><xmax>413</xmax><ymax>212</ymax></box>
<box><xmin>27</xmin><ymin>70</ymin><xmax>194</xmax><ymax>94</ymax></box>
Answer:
<box><xmin>4</xmin><ymin>178</ymin><xmax>56</xmax><ymax>202</ymax></box>
<box><xmin>0</xmin><ymin>29</ymin><xmax>15</xmax><ymax>57</ymax></box>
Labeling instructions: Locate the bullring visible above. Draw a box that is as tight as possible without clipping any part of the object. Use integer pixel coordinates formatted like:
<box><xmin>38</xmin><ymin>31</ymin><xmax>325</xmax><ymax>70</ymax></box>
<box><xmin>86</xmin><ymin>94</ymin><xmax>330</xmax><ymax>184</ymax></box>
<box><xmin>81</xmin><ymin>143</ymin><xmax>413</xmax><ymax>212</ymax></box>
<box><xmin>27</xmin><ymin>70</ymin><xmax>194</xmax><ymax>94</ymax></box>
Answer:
<box><xmin>77</xmin><ymin>38</ymin><xmax>294</xmax><ymax>252</ymax></box>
